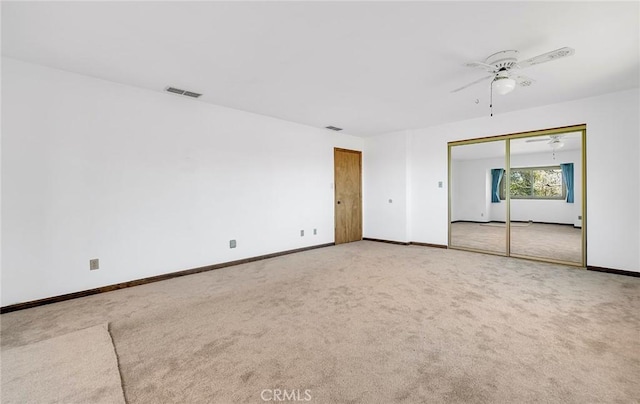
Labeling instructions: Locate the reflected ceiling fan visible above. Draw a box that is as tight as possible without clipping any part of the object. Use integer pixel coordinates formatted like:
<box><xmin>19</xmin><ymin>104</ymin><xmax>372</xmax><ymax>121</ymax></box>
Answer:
<box><xmin>525</xmin><ymin>135</ymin><xmax>564</xmax><ymax>151</ymax></box>
<box><xmin>526</xmin><ymin>135</ymin><xmax>565</xmax><ymax>159</ymax></box>
<box><xmin>451</xmin><ymin>47</ymin><xmax>575</xmax><ymax>95</ymax></box>
<box><xmin>525</xmin><ymin>134</ymin><xmax>564</xmax><ymax>145</ymax></box>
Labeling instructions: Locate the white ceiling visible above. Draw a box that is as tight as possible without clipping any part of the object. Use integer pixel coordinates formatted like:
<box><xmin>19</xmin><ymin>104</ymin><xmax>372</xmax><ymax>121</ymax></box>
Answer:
<box><xmin>2</xmin><ymin>2</ymin><xmax>638</xmax><ymax>137</ymax></box>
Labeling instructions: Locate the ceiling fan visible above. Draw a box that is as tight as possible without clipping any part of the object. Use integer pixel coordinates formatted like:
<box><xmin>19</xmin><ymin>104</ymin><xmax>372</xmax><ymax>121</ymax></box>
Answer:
<box><xmin>525</xmin><ymin>134</ymin><xmax>565</xmax><ymax>148</ymax></box>
<box><xmin>451</xmin><ymin>47</ymin><xmax>575</xmax><ymax>95</ymax></box>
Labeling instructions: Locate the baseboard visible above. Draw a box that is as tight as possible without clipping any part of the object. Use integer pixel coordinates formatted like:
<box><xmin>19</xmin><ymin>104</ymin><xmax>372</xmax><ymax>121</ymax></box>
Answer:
<box><xmin>410</xmin><ymin>242</ymin><xmax>448</xmax><ymax>249</ymax></box>
<box><xmin>362</xmin><ymin>237</ymin><xmax>409</xmax><ymax>245</ymax></box>
<box><xmin>363</xmin><ymin>238</ymin><xmax>448</xmax><ymax>249</ymax></box>
<box><xmin>0</xmin><ymin>242</ymin><xmax>335</xmax><ymax>314</ymax></box>
<box><xmin>534</xmin><ymin>221</ymin><xmax>575</xmax><ymax>227</ymax></box>
<box><xmin>587</xmin><ymin>266</ymin><xmax>640</xmax><ymax>278</ymax></box>
<box><xmin>453</xmin><ymin>220</ymin><xmax>576</xmax><ymax>227</ymax></box>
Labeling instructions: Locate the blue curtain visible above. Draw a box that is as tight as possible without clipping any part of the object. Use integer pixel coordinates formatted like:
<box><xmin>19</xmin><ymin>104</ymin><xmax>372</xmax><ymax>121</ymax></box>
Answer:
<box><xmin>560</xmin><ymin>163</ymin><xmax>574</xmax><ymax>203</ymax></box>
<box><xmin>491</xmin><ymin>169</ymin><xmax>504</xmax><ymax>203</ymax></box>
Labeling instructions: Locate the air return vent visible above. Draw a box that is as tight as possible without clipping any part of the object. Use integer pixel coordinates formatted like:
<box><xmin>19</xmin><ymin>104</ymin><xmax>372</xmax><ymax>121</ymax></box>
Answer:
<box><xmin>165</xmin><ymin>86</ymin><xmax>202</xmax><ymax>98</ymax></box>
<box><xmin>325</xmin><ymin>126</ymin><xmax>343</xmax><ymax>131</ymax></box>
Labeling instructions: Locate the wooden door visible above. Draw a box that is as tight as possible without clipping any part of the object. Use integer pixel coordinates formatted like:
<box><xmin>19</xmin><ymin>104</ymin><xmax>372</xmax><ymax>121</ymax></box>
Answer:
<box><xmin>334</xmin><ymin>148</ymin><xmax>362</xmax><ymax>244</ymax></box>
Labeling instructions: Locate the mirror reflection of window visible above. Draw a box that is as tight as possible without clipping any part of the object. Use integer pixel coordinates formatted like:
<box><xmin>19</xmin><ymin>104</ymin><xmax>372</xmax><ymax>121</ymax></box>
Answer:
<box><xmin>500</xmin><ymin>166</ymin><xmax>566</xmax><ymax>200</ymax></box>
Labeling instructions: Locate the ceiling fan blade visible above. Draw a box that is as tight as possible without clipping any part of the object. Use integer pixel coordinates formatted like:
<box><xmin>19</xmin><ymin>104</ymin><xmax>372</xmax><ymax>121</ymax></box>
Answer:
<box><xmin>518</xmin><ymin>47</ymin><xmax>575</xmax><ymax>68</ymax></box>
<box><xmin>464</xmin><ymin>61</ymin><xmax>497</xmax><ymax>73</ymax></box>
<box><xmin>514</xmin><ymin>75</ymin><xmax>535</xmax><ymax>87</ymax></box>
<box><xmin>525</xmin><ymin>137</ymin><xmax>550</xmax><ymax>143</ymax></box>
<box><xmin>451</xmin><ymin>75</ymin><xmax>493</xmax><ymax>93</ymax></box>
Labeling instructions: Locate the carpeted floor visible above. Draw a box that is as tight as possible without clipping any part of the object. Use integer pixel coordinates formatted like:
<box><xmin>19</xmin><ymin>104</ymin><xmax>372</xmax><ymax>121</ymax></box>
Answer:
<box><xmin>2</xmin><ymin>241</ymin><xmax>638</xmax><ymax>403</ymax></box>
<box><xmin>451</xmin><ymin>222</ymin><xmax>582</xmax><ymax>264</ymax></box>
<box><xmin>1</xmin><ymin>323</ymin><xmax>125</xmax><ymax>404</ymax></box>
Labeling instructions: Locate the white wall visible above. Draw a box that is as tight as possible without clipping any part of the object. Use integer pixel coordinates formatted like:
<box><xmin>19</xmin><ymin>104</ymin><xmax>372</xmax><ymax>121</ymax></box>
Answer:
<box><xmin>1</xmin><ymin>58</ymin><xmax>364</xmax><ymax>306</ymax></box>
<box><xmin>365</xmin><ymin>89</ymin><xmax>639</xmax><ymax>272</ymax></box>
<box><xmin>362</xmin><ymin>131</ymin><xmax>408</xmax><ymax>242</ymax></box>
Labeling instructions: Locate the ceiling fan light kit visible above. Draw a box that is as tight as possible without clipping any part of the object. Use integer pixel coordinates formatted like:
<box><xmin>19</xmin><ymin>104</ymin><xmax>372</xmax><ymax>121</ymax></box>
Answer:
<box><xmin>493</xmin><ymin>76</ymin><xmax>516</xmax><ymax>95</ymax></box>
<box><xmin>550</xmin><ymin>139</ymin><xmax>565</xmax><ymax>150</ymax></box>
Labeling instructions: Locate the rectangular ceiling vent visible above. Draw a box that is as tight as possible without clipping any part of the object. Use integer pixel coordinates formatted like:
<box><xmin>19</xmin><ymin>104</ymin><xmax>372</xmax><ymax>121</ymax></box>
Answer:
<box><xmin>325</xmin><ymin>126</ymin><xmax>343</xmax><ymax>131</ymax></box>
<box><xmin>165</xmin><ymin>86</ymin><xmax>202</xmax><ymax>98</ymax></box>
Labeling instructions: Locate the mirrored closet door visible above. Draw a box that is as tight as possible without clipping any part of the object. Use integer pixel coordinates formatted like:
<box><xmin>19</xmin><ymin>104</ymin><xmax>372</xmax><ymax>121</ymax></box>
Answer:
<box><xmin>448</xmin><ymin>125</ymin><xmax>586</xmax><ymax>267</ymax></box>
<box><xmin>509</xmin><ymin>131</ymin><xmax>584</xmax><ymax>265</ymax></box>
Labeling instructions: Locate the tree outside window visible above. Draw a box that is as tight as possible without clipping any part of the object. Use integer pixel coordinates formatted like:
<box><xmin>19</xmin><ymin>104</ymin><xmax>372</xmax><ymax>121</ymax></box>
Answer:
<box><xmin>500</xmin><ymin>166</ymin><xmax>565</xmax><ymax>200</ymax></box>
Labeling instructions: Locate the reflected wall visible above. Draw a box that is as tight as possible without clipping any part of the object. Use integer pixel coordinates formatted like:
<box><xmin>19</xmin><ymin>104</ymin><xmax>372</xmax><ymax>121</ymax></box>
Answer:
<box><xmin>449</xmin><ymin>140</ymin><xmax>506</xmax><ymax>255</ymax></box>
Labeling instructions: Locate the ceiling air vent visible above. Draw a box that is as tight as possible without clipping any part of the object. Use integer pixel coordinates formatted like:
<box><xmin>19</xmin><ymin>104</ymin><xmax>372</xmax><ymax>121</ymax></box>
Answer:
<box><xmin>325</xmin><ymin>126</ymin><xmax>343</xmax><ymax>131</ymax></box>
<box><xmin>165</xmin><ymin>86</ymin><xmax>202</xmax><ymax>98</ymax></box>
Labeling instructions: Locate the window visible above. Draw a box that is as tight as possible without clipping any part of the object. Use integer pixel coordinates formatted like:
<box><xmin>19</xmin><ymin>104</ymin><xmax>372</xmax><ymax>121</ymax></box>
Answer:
<box><xmin>500</xmin><ymin>166</ymin><xmax>565</xmax><ymax>200</ymax></box>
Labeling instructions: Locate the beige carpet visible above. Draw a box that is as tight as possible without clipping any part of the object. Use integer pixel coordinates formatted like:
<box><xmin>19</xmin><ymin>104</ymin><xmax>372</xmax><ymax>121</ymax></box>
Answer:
<box><xmin>1</xmin><ymin>323</ymin><xmax>125</xmax><ymax>404</ymax></box>
<box><xmin>1</xmin><ymin>241</ymin><xmax>639</xmax><ymax>403</ymax></box>
<box><xmin>511</xmin><ymin>223</ymin><xmax>582</xmax><ymax>263</ymax></box>
<box><xmin>451</xmin><ymin>222</ymin><xmax>582</xmax><ymax>263</ymax></box>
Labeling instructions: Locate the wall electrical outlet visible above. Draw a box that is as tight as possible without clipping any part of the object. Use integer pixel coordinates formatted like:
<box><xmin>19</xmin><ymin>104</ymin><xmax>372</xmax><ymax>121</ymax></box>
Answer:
<box><xmin>300</xmin><ymin>230</ymin><xmax>305</xmax><ymax>237</ymax></box>
<box><xmin>230</xmin><ymin>239</ymin><xmax>237</xmax><ymax>248</ymax></box>
<box><xmin>578</xmin><ymin>215</ymin><xmax>582</xmax><ymax>220</ymax></box>
<box><xmin>89</xmin><ymin>259</ymin><xmax>99</xmax><ymax>271</ymax></box>
<box><xmin>313</xmin><ymin>228</ymin><xmax>317</xmax><ymax>235</ymax></box>
<box><xmin>438</xmin><ymin>181</ymin><xmax>443</xmax><ymax>188</ymax></box>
